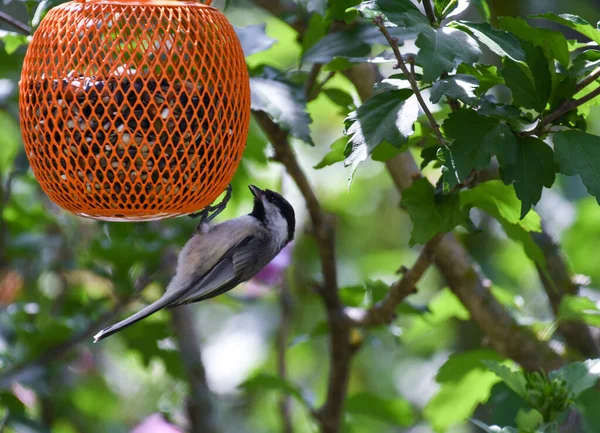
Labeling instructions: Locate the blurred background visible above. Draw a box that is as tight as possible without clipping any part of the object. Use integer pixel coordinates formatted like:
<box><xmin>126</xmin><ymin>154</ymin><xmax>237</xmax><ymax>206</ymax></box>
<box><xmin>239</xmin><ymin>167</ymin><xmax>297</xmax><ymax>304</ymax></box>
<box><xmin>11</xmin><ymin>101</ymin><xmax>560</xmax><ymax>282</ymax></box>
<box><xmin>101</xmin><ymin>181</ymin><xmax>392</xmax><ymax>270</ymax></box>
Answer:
<box><xmin>1</xmin><ymin>0</ymin><xmax>600</xmax><ymax>432</ymax></box>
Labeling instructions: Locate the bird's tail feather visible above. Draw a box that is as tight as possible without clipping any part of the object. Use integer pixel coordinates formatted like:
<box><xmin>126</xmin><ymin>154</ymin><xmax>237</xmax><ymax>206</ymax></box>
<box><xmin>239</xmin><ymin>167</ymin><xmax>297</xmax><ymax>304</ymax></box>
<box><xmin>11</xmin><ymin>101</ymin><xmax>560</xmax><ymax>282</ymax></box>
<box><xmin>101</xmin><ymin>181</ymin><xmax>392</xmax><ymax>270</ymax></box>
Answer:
<box><xmin>93</xmin><ymin>292</ymin><xmax>179</xmax><ymax>343</ymax></box>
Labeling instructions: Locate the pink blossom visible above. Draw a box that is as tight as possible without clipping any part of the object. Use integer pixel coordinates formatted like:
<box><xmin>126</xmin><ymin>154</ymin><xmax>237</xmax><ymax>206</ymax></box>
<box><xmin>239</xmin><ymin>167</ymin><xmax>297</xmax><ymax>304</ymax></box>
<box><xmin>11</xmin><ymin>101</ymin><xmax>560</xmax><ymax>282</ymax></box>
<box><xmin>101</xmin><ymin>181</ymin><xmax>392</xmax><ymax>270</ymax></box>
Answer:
<box><xmin>131</xmin><ymin>414</ymin><xmax>182</xmax><ymax>433</ymax></box>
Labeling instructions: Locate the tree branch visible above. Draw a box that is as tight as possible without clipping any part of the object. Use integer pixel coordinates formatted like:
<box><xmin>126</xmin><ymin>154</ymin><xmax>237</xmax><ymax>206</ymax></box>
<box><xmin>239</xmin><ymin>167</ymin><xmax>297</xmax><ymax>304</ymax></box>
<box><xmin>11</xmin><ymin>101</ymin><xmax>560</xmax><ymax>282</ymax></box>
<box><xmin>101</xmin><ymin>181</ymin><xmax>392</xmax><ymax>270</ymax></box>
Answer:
<box><xmin>526</xmin><ymin>84</ymin><xmax>600</xmax><ymax>136</ymax></box>
<box><xmin>170</xmin><ymin>306</ymin><xmax>219</xmax><ymax>433</ymax></box>
<box><xmin>374</xmin><ymin>16</ymin><xmax>445</xmax><ymax>146</ymax></box>
<box><xmin>308</xmin><ymin>71</ymin><xmax>335</xmax><ymax>102</ymax></box>
<box><xmin>343</xmin><ymin>61</ymin><xmax>563</xmax><ymax>371</ymax></box>
<box><xmin>304</xmin><ymin>64</ymin><xmax>323</xmax><ymax>99</ymax></box>
<box><xmin>575</xmin><ymin>67</ymin><xmax>600</xmax><ymax>93</ymax></box>
<box><xmin>277</xmin><ymin>281</ymin><xmax>294</xmax><ymax>433</ymax></box>
<box><xmin>253</xmin><ymin>110</ymin><xmax>350</xmax><ymax>433</ymax></box>
<box><xmin>0</xmin><ymin>11</ymin><xmax>31</xmax><ymax>35</ymax></box>
<box><xmin>531</xmin><ymin>231</ymin><xmax>600</xmax><ymax>359</ymax></box>
<box><xmin>385</xmin><ymin>153</ymin><xmax>563</xmax><ymax>371</ymax></box>
<box><xmin>345</xmin><ymin>234</ymin><xmax>442</xmax><ymax>327</ymax></box>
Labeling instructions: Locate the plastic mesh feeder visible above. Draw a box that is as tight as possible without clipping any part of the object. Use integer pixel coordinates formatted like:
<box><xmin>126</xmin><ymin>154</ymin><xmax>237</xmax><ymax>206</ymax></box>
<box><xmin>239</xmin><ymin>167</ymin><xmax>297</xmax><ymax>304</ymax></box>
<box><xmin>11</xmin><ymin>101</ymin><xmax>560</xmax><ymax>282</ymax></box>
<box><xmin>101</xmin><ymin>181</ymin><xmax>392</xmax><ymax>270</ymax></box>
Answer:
<box><xmin>19</xmin><ymin>0</ymin><xmax>250</xmax><ymax>221</ymax></box>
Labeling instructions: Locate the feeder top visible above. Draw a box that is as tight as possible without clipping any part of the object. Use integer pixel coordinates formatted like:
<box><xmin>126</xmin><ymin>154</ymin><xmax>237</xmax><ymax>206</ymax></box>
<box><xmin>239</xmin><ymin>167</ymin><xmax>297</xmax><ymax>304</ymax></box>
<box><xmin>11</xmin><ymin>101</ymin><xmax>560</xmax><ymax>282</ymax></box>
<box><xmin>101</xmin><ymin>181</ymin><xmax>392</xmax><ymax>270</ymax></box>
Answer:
<box><xmin>73</xmin><ymin>0</ymin><xmax>214</xmax><ymax>7</ymax></box>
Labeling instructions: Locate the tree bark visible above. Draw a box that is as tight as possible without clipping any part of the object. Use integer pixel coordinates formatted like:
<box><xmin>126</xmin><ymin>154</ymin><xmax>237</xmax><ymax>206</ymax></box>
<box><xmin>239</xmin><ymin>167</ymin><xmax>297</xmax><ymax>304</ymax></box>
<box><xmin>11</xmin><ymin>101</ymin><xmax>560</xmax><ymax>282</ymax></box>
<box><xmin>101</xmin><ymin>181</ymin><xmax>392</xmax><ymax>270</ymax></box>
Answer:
<box><xmin>170</xmin><ymin>306</ymin><xmax>219</xmax><ymax>433</ymax></box>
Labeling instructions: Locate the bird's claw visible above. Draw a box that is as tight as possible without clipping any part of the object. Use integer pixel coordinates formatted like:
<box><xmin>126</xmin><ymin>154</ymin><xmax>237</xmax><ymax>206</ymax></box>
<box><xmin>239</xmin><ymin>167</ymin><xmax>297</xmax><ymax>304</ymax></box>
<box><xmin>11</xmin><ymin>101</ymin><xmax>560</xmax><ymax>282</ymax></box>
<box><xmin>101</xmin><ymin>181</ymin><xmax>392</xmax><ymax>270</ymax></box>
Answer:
<box><xmin>189</xmin><ymin>184</ymin><xmax>233</xmax><ymax>232</ymax></box>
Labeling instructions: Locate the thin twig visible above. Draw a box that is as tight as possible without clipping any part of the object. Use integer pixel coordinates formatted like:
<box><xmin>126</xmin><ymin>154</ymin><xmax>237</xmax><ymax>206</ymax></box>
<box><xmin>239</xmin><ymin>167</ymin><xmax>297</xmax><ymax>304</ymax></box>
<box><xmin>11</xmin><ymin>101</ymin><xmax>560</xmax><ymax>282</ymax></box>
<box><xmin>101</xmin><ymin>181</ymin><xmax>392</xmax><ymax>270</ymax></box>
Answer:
<box><xmin>277</xmin><ymin>281</ymin><xmax>294</xmax><ymax>433</ymax></box>
<box><xmin>575</xmin><ymin>67</ymin><xmax>600</xmax><ymax>93</ymax></box>
<box><xmin>374</xmin><ymin>16</ymin><xmax>445</xmax><ymax>145</ymax></box>
<box><xmin>526</xmin><ymin>84</ymin><xmax>600</xmax><ymax>136</ymax></box>
<box><xmin>304</xmin><ymin>64</ymin><xmax>323</xmax><ymax>99</ymax></box>
<box><xmin>346</xmin><ymin>234</ymin><xmax>442</xmax><ymax>327</ymax></box>
<box><xmin>421</xmin><ymin>0</ymin><xmax>437</xmax><ymax>25</ymax></box>
<box><xmin>308</xmin><ymin>71</ymin><xmax>336</xmax><ymax>102</ymax></box>
<box><xmin>0</xmin><ymin>11</ymin><xmax>31</xmax><ymax>35</ymax></box>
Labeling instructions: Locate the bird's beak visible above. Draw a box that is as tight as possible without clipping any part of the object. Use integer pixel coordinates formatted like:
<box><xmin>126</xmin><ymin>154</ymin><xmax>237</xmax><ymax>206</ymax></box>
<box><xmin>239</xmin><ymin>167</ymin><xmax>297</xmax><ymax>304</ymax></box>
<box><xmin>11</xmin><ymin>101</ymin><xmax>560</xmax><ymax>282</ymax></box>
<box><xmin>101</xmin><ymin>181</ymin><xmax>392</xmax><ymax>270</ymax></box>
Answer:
<box><xmin>248</xmin><ymin>184</ymin><xmax>264</xmax><ymax>198</ymax></box>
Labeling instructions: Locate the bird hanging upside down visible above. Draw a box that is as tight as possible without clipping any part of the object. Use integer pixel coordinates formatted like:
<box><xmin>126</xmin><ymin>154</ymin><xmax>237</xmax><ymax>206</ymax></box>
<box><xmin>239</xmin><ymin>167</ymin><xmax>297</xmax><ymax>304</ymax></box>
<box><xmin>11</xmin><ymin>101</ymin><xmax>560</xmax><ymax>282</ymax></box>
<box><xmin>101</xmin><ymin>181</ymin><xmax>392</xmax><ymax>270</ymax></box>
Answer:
<box><xmin>93</xmin><ymin>185</ymin><xmax>295</xmax><ymax>342</ymax></box>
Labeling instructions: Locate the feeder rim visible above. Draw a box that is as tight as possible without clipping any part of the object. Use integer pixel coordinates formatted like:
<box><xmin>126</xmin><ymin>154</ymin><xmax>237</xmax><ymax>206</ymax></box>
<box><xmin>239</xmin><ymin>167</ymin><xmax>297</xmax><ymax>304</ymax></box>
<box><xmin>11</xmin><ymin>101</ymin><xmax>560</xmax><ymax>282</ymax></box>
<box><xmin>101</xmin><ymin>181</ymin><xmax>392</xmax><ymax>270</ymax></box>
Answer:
<box><xmin>73</xmin><ymin>0</ymin><xmax>215</xmax><ymax>7</ymax></box>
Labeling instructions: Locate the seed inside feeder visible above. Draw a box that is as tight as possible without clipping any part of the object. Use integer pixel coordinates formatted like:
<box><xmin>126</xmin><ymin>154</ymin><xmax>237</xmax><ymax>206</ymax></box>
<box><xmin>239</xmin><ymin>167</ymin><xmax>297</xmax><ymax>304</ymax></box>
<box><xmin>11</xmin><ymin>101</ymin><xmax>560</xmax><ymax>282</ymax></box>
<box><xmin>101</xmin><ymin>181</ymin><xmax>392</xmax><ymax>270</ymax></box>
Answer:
<box><xmin>32</xmin><ymin>71</ymin><xmax>230</xmax><ymax>198</ymax></box>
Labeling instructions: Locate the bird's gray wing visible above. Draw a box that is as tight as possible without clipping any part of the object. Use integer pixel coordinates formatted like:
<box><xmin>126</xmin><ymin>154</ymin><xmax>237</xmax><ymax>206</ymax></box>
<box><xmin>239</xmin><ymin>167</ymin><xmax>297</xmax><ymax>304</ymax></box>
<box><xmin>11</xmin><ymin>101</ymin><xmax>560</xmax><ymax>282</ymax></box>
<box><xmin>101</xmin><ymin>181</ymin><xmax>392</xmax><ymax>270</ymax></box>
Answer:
<box><xmin>166</xmin><ymin>235</ymin><xmax>263</xmax><ymax>308</ymax></box>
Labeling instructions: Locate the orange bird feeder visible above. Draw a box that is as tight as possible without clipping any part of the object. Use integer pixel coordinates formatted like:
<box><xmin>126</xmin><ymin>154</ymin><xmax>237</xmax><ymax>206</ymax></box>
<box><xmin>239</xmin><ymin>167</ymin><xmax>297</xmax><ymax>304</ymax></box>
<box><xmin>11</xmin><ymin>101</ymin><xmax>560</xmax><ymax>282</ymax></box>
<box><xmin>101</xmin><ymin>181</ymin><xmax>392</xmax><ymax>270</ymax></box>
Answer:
<box><xmin>19</xmin><ymin>0</ymin><xmax>250</xmax><ymax>221</ymax></box>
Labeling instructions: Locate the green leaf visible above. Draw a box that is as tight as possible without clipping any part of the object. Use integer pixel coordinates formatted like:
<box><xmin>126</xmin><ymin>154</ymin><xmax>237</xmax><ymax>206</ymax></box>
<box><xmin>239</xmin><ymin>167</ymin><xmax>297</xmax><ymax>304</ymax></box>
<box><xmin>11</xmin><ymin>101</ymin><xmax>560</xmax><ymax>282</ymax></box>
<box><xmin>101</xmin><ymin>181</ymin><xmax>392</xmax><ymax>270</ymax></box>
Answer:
<box><xmin>470</xmin><ymin>420</ymin><xmax>519</xmax><ymax>433</ymax></box>
<box><xmin>575</xmin><ymin>80</ymin><xmax>600</xmax><ymax>118</ymax></box>
<box><xmin>121</xmin><ymin>320</ymin><xmax>185</xmax><ymax>379</ymax></box>
<box><xmin>434</xmin><ymin>0</ymin><xmax>460</xmax><ymax>20</ymax></box>
<box><xmin>314</xmin><ymin>137</ymin><xmax>348</xmax><ymax>169</ymax></box>
<box><xmin>452</xmin><ymin>21</ymin><xmax>525</xmax><ymax>62</ymax></box>
<box><xmin>323</xmin><ymin>52</ymin><xmax>396</xmax><ymax>72</ymax></box>
<box><xmin>501</xmin><ymin>137</ymin><xmax>557</xmax><ymax>218</ymax></box>
<box><xmin>523</xmin><ymin>41</ymin><xmax>553</xmax><ymax>112</ymax></box>
<box><xmin>398</xmin><ymin>288</ymin><xmax>469</xmax><ymax>348</ymax></box>
<box><xmin>430</xmin><ymin>74</ymin><xmax>479</xmax><ymax>106</ymax></box>
<box><xmin>328</xmin><ymin>0</ymin><xmax>361</xmax><ymax>21</ymax></box>
<box><xmin>549</xmin><ymin>360</ymin><xmax>600</xmax><ymax>398</ymax></box>
<box><xmin>558</xmin><ymin>295</ymin><xmax>600</xmax><ymax>327</ymax></box>
<box><xmin>0</xmin><ymin>392</ymin><xmax>26</xmax><ymax>415</ymax></box>
<box><xmin>372</xmin><ymin>122</ymin><xmax>437</xmax><ymax>162</ymax></box>
<box><xmin>499</xmin><ymin>16</ymin><xmax>569</xmax><ymax>67</ymax></box>
<box><xmin>571</xmin><ymin>50</ymin><xmax>600</xmax><ymax>79</ymax></box>
<box><xmin>461</xmin><ymin>181</ymin><xmax>546</xmax><ymax>269</ymax></box>
<box><xmin>234</xmin><ymin>24</ymin><xmax>276</xmax><ymax>57</ymax></box>
<box><xmin>554</xmin><ymin>131</ymin><xmax>600</xmax><ymax>204</ymax></box>
<box><xmin>323</xmin><ymin>88</ymin><xmax>355</xmax><ymax>114</ymax></box>
<box><xmin>457</xmin><ymin>64</ymin><xmax>504</xmax><ymax>95</ymax></box>
<box><xmin>345</xmin><ymin>392</ymin><xmax>415</xmax><ymax>426</ymax></box>
<box><xmin>354</xmin><ymin>0</ymin><xmax>425</xmax><ymax>27</ymax></box>
<box><xmin>240</xmin><ymin>373</ymin><xmax>307</xmax><ymax>405</ymax></box>
<box><xmin>400</xmin><ymin>178</ymin><xmax>464</xmax><ymax>245</ymax></box>
<box><xmin>441</xmin><ymin>109</ymin><xmax>517</xmax><ymax>187</ymax></box>
<box><xmin>563</xmin><ymin>198</ymin><xmax>600</xmax><ymax>285</ymax></box>
<box><xmin>483</xmin><ymin>361</ymin><xmax>528</xmax><ymax>399</ymax></box>
<box><xmin>426</xmin><ymin>288</ymin><xmax>471</xmax><ymax>322</ymax></box>
<box><xmin>302</xmin><ymin>24</ymin><xmax>374</xmax><ymax>64</ymax></box>
<box><xmin>344</xmin><ymin>89</ymin><xmax>418</xmax><ymax>175</ymax></box>
<box><xmin>356</xmin><ymin>2</ymin><xmax>479</xmax><ymax>82</ymax></box>
<box><xmin>533</xmin><ymin>13</ymin><xmax>600</xmax><ymax>46</ymax></box>
<box><xmin>477</xmin><ymin>97</ymin><xmax>524</xmax><ymax>126</ymax></box>
<box><xmin>577</xmin><ymin>388</ymin><xmax>600</xmax><ymax>433</ymax></box>
<box><xmin>303</xmin><ymin>13</ymin><xmax>328</xmax><ymax>54</ymax></box>
<box><xmin>0</xmin><ymin>31</ymin><xmax>29</xmax><ymax>54</ymax></box>
<box><xmin>416</xmin><ymin>27</ymin><xmax>481</xmax><ymax>82</ymax></box>
<box><xmin>460</xmin><ymin>181</ymin><xmax>542</xmax><ymax>232</ymax></box>
<box><xmin>71</xmin><ymin>376</ymin><xmax>119</xmax><ymax>419</ymax></box>
<box><xmin>293</xmin><ymin>0</ymin><xmax>327</xmax><ymax>15</ymax></box>
<box><xmin>515</xmin><ymin>409</ymin><xmax>544</xmax><ymax>431</ymax></box>
<box><xmin>424</xmin><ymin>350</ymin><xmax>504</xmax><ymax>432</ymax></box>
<box><xmin>244</xmin><ymin>118</ymin><xmax>269</xmax><ymax>165</ymax></box>
<box><xmin>0</xmin><ymin>111</ymin><xmax>21</xmax><ymax>172</ymax></box>
<box><xmin>471</xmin><ymin>0</ymin><xmax>491</xmax><ymax>21</ymax></box>
<box><xmin>502</xmin><ymin>57</ymin><xmax>547</xmax><ymax>112</ymax></box>
<box><xmin>251</xmin><ymin>77</ymin><xmax>314</xmax><ymax>145</ymax></box>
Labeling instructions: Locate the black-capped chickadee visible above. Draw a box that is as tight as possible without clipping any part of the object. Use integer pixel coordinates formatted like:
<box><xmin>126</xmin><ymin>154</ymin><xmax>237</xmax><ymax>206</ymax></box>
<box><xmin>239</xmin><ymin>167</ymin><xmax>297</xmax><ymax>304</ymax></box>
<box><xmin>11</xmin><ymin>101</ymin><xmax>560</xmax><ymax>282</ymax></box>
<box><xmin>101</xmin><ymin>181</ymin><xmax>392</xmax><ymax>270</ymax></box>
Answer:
<box><xmin>93</xmin><ymin>185</ymin><xmax>295</xmax><ymax>342</ymax></box>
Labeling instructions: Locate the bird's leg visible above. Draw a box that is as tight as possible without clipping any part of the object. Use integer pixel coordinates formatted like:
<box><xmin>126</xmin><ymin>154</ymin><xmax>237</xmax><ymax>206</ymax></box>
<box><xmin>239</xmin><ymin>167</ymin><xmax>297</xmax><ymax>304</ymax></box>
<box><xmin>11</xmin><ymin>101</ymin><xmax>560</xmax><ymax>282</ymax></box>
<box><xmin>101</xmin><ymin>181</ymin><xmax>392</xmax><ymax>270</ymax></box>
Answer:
<box><xmin>189</xmin><ymin>184</ymin><xmax>233</xmax><ymax>232</ymax></box>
